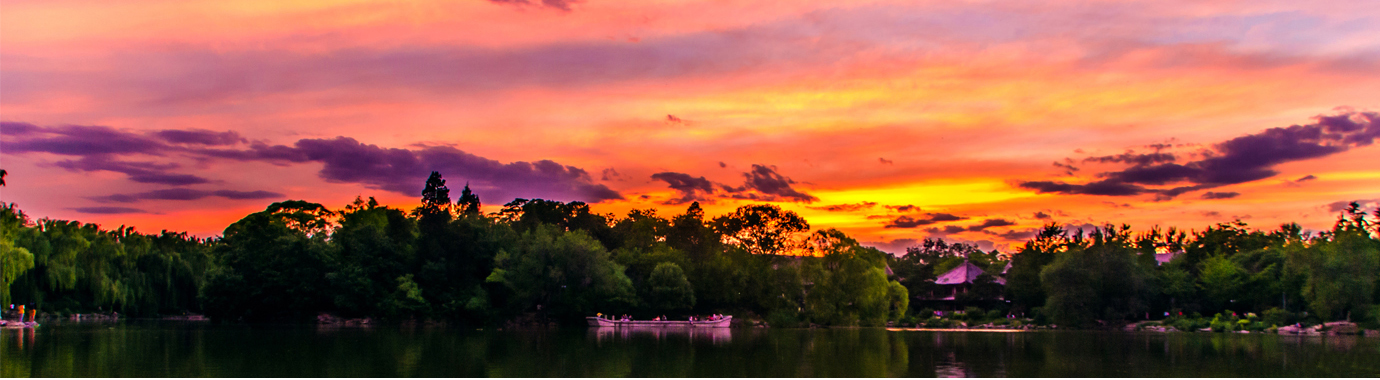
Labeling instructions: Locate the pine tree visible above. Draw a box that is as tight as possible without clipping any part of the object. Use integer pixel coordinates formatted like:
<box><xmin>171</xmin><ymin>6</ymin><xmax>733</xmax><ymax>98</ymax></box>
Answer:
<box><xmin>457</xmin><ymin>183</ymin><xmax>481</xmax><ymax>217</ymax></box>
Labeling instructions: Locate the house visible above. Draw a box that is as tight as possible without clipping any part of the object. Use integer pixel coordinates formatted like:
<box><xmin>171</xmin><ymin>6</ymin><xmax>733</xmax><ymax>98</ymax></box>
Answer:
<box><xmin>925</xmin><ymin>260</ymin><xmax>1004</xmax><ymax>300</ymax></box>
<box><xmin>1154</xmin><ymin>250</ymin><xmax>1182</xmax><ymax>266</ymax></box>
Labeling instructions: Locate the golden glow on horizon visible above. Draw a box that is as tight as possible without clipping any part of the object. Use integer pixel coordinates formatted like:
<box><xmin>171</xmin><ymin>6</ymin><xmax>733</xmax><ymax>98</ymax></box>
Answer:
<box><xmin>811</xmin><ymin>180</ymin><xmax>1040</xmax><ymax>208</ymax></box>
<box><xmin>1</xmin><ymin>0</ymin><xmax>1377</xmax><ymax>248</ymax></box>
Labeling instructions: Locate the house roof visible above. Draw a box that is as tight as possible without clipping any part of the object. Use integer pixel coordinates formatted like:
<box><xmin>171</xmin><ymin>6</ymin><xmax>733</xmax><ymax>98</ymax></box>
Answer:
<box><xmin>1155</xmin><ymin>251</ymin><xmax>1182</xmax><ymax>265</ymax></box>
<box><xmin>935</xmin><ymin>260</ymin><xmax>986</xmax><ymax>285</ymax></box>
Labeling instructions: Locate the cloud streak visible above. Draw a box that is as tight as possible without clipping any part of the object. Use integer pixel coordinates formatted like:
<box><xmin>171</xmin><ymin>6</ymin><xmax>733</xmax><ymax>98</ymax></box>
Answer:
<box><xmin>808</xmin><ymin>202</ymin><xmax>878</xmax><ymax>212</ymax></box>
<box><xmin>4</xmin><ymin>122</ymin><xmax>624</xmax><ymax>204</ymax></box>
<box><xmin>884</xmin><ymin>213</ymin><xmax>966</xmax><ymax>228</ymax></box>
<box><xmin>1018</xmin><ymin>111</ymin><xmax>1380</xmax><ymax>199</ymax></box>
<box><xmin>214</xmin><ymin>137</ymin><xmax>624</xmax><ymax>203</ymax></box>
<box><xmin>651</xmin><ymin>164</ymin><xmax>817</xmax><ymax>205</ymax></box>
<box><xmin>70</xmin><ymin>207</ymin><xmax>148</xmax><ymax>214</ymax></box>
<box><xmin>92</xmin><ymin>188</ymin><xmax>283</xmax><ymax>203</ymax></box>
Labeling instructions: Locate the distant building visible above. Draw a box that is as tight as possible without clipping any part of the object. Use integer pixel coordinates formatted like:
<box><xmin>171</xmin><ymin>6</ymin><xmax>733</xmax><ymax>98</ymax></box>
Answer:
<box><xmin>924</xmin><ymin>260</ymin><xmax>1005</xmax><ymax>301</ymax></box>
<box><xmin>1154</xmin><ymin>250</ymin><xmax>1183</xmax><ymax>266</ymax></box>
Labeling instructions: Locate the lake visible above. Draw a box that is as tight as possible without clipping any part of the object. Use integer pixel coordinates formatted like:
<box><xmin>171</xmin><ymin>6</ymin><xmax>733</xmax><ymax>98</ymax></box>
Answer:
<box><xmin>4</xmin><ymin>321</ymin><xmax>1378</xmax><ymax>377</ymax></box>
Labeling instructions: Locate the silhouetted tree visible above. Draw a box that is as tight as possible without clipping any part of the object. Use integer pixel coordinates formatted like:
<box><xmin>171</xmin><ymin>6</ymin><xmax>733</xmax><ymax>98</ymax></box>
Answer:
<box><xmin>457</xmin><ymin>183</ymin><xmax>481</xmax><ymax>217</ymax></box>
<box><xmin>711</xmin><ymin>204</ymin><xmax>809</xmax><ymax>256</ymax></box>
<box><xmin>416</xmin><ymin>171</ymin><xmax>452</xmax><ymax>219</ymax></box>
<box><xmin>202</xmin><ymin>201</ymin><xmax>336</xmax><ymax>322</ymax></box>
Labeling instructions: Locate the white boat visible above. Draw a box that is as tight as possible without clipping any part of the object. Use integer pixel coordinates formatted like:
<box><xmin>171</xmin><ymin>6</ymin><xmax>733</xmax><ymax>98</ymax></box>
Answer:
<box><xmin>586</xmin><ymin>316</ymin><xmax>732</xmax><ymax>328</ymax></box>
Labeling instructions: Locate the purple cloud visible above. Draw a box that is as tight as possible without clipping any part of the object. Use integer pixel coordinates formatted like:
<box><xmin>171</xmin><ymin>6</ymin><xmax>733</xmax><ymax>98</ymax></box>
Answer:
<box><xmin>245</xmin><ymin>137</ymin><xmax>623</xmax><ymax>203</ymax></box>
<box><xmin>5</xmin><ymin>122</ymin><xmax>623</xmax><ymax>204</ymax></box>
<box><xmin>154</xmin><ymin>129</ymin><xmax>246</xmax><ymax>146</ymax></box>
<box><xmin>91</xmin><ymin>188</ymin><xmax>284</xmax><ymax>203</ymax></box>
<box><xmin>488</xmin><ymin>0</ymin><xmax>579</xmax><ymax>12</ymax></box>
<box><xmin>7</xmin><ymin>124</ymin><xmax>168</xmax><ymax>156</ymax></box>
<box><xmin>807</xmin><ymin>202</ymin><xmax>878</xmax><ymax>212</ymax></box>
<box><xmin>54</xmin><ymin>156</ymin><xmax>210</xmax><ymax>186</ymax></box>
<box><xmin>966</xmin><ymin>218</ymin><xmax>1016</xmax><ymax>231</ymax></box>
<box><xmin>1018</xmin><ymin>111</ymin><xmax>1380</xmax><ymax>199</ymax></box>
<box><xmin>70</xmin><ymin>207</ymin><xmax>147</xmax><ymax>214</ymax></box>
<box><xmin>650</xmin><ymin>164</ymin><xmax>817</xmax><ymax>204</ymax></box>
<box><xmin>650</xmin><ymin>172</ymin><xmax>717</xmax><ymax>205</ymax></box>
<box><xmin>736</xmin><ymin>164</ymin><xmax>818</xmax><ymax>203</ymax></box>
<box><xmin>1201</xmin><ymin>191</ymin><xmax>1240</xmax><ymax>200</ymax></box>
<box><xmin>885</xmin><ymin>213</ymin><xmax>967</xmax><ymax>228</ymax></box>
<box><xmin>985</xmin><ymin>228</ymin><xmax>1038</xmax><ymax>241</ymax></box>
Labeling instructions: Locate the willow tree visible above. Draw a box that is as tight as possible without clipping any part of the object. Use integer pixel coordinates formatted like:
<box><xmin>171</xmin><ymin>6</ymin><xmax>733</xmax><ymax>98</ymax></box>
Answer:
<box><xmin>1</xmin><ymin>204</ymin><xmax>34</xmax><ymax>306</ymax></box>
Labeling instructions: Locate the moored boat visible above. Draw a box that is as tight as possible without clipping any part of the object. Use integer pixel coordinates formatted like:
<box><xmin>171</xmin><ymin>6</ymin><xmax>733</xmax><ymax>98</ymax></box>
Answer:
<box><xmin>1</xmin><ymin>321</ymin><xmax>40</xmax><ymax>329</ymax></box>
<box><xmin>587</xmin><ymin>316</ymin><xmax>732</xmax><ymax>328</ymax></box>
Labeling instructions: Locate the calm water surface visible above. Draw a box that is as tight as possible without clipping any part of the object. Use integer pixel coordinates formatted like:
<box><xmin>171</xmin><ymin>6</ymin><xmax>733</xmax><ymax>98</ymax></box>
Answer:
<box><xmin>3</xmin><ymin>321</ymin><xmax>1379</xmax><ymax>377</ymax></box>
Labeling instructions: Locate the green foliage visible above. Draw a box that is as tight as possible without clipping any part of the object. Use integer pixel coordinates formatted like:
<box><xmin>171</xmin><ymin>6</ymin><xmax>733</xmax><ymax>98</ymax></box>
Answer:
<box><xmin>1260</xmin><ymin>307</ymin><xmax>1292</xmax><ymax>326</ymax></box>
<box><xmin>963</xmin><ymin>307</ymin><xmax>985</xmax><ymax>322</ymax></box>
<box><xmin>1197</xmin><ymin>254</ymin><xmax>1246</xmax><ymax>309</ymax></box>
<box><xmin>383</xmin><ymin>274</ymin><xmax>428</xmax><ymax>317</ymax></box>
<box><xmin>416</xmin><ymin>171</ymin><xmax>452</xmax><ymax>218</ymax></box>
<box><xmin>917</xmin><ymin>308</ymin><xmax>935</xmax><ymax>319</ymax></box>
<box><xmin>886</xmin><ymin>280</ymin><xmax>909</xmax><ymax>321</ymax></box>
<box><xmin>456</xmin><ymin>184</ymin><xmax>482</xmax><ymax>217</ymax></box>
<box><xmin>1361</xmin><ymin>305</ymin><xmax>1380</xmax><ymax>330</ymax></box>
<box><xmin>645</xmin><ymin>262</ymin><xmax>695</xmax><ymax>312</ymax></box>
<box><xmin>327</xmin><ymin>198</ymin><xmax>419</xmax><ymax>319</ymax></box>
<box><xmin>712</xmin><ymin>204</ymin><xmax>810</xmax><ymax>256</ymax></box>
<box><xmin>1005</xmin><ymin>224</ymin><xmax>1065</xmax><ymax>312</ymax></box>
<box><xmin>202</xmin><ymin>202</ymin><xmax>337</xmax><ymax>322</ymax></box>
<box><xmin>498</xmin><ymin>199</ymin><xmax>615</xmax><ymax>248</ymax></box>
<box><xmin>1</xmin><ymin>204</ymin><xmax>36</xmax><ymax>305</ymax></box>
<box><xmin>5</xmin><ymin>171</ymin><xmax>1378</xmax><ymax>331</ymax></box>
<box><xmin>6</xmin><ymin>202</ymin><xmax>215</xmax><ymax>317</ymax></box>
<box><xmin>985</xmin><ymin>309</ymin><xmax>1004</xmax><ymax>321</ymax></box>
<box><xmin>488</xmin><ymin>224</ymin><xmax>636</xmax><ymax>322</ymax></box>
<box><xmin>1287</xmin><ymin>231</ymin><xmax>1378</xmax><ymax>320</ymax></box>
<box><xmin>801</xmin><ymin>230</ymin><xmax>892</xmax><ymax>326</ymax></box>
<box><xmin>1156</xmin><ymin>263</ymin><xmax>1195</xmax><ymax>310</ymax></box>
<box><xmin>612</xmin><ymin>244</ymin><xmax>687</xmax><ymax>292</ymax></box>
<box><xmin>1040</xmin><ymin>238</ymin><xmax>1152</xmax><ymax>328</ymax></box>
<box><xmin>766</xmin><ymin>308</ymin><xmax>802</xmax><ymax>328</ymax></box>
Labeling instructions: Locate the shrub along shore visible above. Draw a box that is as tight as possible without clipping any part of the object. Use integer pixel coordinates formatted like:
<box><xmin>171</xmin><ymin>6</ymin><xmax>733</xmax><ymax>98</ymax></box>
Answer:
<box><xmin>2</xmin><ymin>172</ymin><xmax>1378</xmax><ymax>332</ymax></box>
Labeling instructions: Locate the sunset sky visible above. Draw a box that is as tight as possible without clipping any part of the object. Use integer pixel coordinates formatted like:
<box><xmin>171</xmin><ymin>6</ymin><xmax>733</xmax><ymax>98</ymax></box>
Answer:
<box><xmin>3</xmin><ymin>0</ymin><xmax>1378</xmax><ymax>253</ymax></box>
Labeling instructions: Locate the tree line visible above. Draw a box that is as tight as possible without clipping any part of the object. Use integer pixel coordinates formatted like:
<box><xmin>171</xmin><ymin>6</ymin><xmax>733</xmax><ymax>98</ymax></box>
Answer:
<box><xmin>1</xmin><ymin>171</ymin><xmax>1377</xmax><ymax>329</ymax></box>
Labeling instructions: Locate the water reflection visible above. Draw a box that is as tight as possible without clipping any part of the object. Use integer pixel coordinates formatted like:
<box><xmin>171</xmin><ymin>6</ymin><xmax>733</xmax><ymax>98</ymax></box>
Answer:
<box><xmin>3</xmin><ymin>323</ymin><xmax>1379</xmax><ymax>377</ymax></box>
<box><xmin>933</xmin><ymin>351</ymin><xmax>966</xmax><ymax>378</ymax></box>
<box><xmin>589</xmin><ymin>326</ymin><xmax>732</xmax><ymax>345</ymax></box>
